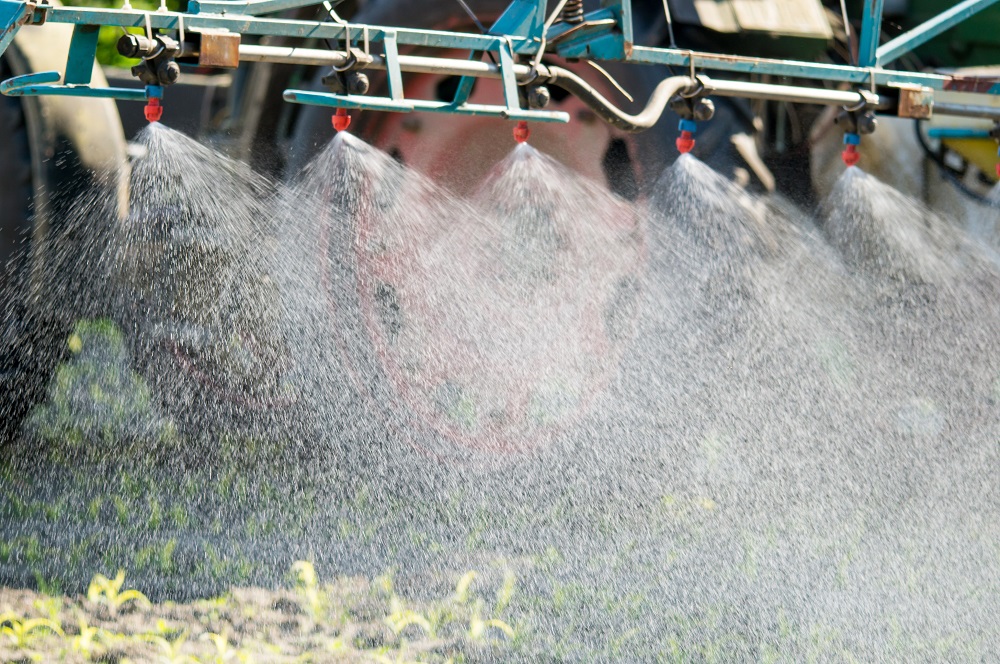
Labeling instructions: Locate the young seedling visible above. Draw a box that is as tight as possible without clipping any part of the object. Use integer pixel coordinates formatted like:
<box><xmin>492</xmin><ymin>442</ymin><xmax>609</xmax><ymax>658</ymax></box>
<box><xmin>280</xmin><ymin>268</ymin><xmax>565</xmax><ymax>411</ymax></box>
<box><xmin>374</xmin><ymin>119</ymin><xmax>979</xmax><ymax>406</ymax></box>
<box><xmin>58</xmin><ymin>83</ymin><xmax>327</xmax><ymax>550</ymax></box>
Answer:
<box><xmin>453</xmin><ymin>571</ymin><xmax>477</xmax><ymax>605</ymax></box>
<box><xmin>290</xmin><ymin>560</ymin><xmax>325</xmax><ymax>624</ymax></box>
<box><xmin>385</xmin><ymin>595</ymin><xmax>433</xmax><ymax>637</ymax></box>
<box><xmin>200</xmin><ymin>631</ymin><xmax>246</xmax><ymax>663</ymax></box>
<box><xmin>0</xmin><ymin>611</ymin><xmax>65</xmax><ymax>649</ymax></box>
<box><xmin>467</xmin><ymin>600</ymin><xmax>515</xmax><ymax>642</ymax></box>
<box><xmin>31</xmin><ymin>596</ymin><xmax>64</xmax><ymax>623</ymax></box>
<box><xmin>494</xmin><ymin>569</ymin><xmax>517</xmax><ymax>614</ymax></box>
<box><xmin>70</xmin><ymin>615</ymin><xmax>105</xmax><ymax>660</ymax></box>
<box><xmin>141</xmin><ymin>630</ymin><xmax>198</xmax><ymax>664</ymax></box>
<box><xmin>87</xmin><ymin>570</ymin><xmax>152</xmax><ymax>614</ymax></box>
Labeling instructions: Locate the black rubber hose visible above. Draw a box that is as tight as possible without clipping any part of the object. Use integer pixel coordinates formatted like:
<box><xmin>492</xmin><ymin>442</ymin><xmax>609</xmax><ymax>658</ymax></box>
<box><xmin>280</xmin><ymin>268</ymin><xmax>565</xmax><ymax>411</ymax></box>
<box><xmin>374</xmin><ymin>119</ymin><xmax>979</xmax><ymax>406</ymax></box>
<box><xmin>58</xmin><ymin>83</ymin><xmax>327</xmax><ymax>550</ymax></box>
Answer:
<box><xmin>544</xmin><ymin>68</ymin><xmax>694</xmax><ymax>133</ymax></box>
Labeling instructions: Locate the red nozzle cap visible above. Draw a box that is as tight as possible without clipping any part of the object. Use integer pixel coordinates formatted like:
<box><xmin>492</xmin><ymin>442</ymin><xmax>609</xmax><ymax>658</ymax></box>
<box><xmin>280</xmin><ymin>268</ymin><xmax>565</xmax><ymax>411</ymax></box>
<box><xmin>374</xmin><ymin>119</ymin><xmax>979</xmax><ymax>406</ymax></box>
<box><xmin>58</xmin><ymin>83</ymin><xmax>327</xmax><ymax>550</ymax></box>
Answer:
<box><xmin>513</xmin><ymin>121</ymin><xmax>530</xmax><ymax>144</ymax></box>
<box><xmin>841</xmin><ymin>143</ymin><xmax>860</xmax><ymax>167</ymax></box>
<box><xmin>144</xmin><ymin>98</ymin><xmax>163</xmax><ymax>123</ymax></box>
<box><xmin>676</xmin><ymin>130</ymin><xmax>695</xmax><ymax>154</ymax></box>
<box><xmin>332</xmin><ymin>108</ymin><xmax>351</xmax><ymax>132</ymax></box>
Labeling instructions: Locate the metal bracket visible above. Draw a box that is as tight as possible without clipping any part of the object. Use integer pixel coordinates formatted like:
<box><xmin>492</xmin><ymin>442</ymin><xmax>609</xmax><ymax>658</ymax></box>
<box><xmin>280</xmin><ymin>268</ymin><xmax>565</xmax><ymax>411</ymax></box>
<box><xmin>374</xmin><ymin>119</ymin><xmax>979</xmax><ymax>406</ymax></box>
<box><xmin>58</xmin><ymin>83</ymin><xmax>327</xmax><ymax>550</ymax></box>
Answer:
<box><xmin>497</xmin><ymin>37</ymin><xmax>520</xmax><ymax>116</ymax></box>
<box><xmin>1</xmin><ymin>0</ymin><xmax>31</xmax><ymax>55</ymax></box>
<box><xmin>382</xmin><ymin>29</ymin><xmax>403</xmax><ymax>102</ymax></box>
<box><xmin>25</xmin><ymin>0</ymin><xmax>47</xmax><ymax>25</ymax></box>
<box><xmin>282</xmin><ymin>31</ymin><xmax>568</xmax><ymax>123</ymax></box>
<box><xmin>282</xmin><ymin>87</ymin><xmax>569</xmax><ymax>122</ymax></box>
<box><xmin>891</xmin><ymin>83</ymin><xmax>934</xmax><ymax>119</ymax></box>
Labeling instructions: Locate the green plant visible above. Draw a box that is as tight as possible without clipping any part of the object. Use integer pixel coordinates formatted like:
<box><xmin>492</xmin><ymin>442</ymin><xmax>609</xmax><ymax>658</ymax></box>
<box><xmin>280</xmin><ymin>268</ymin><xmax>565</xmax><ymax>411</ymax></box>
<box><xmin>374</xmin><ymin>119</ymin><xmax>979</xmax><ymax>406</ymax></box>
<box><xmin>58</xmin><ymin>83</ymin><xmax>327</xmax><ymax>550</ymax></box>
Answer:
<box><xmin>141</xmin><ymin>631</ymin><xmax>198</xmax><ymax>664</ymax></box>
<box><xmin>0</xmin><ymin>611</ymin><xmax>65</xmax><ymax>649</ymax></box>
<box><xmin>453</xmin><ymin>571</ymin><xmax>477</xmax><ymax>605</ymax></box>
<box><xmin>87</xmin><ymin>570</ymin><xmax>152</xmax><ymax>613</ymax></box>
<box><xmin>200</xmin><ymin>631</ymin><xmax>247</xmax><ymax>663</ymax></box>
<box><xmin>291</xmin><ymin>560</ymin><xmax>325</xmax><ymax>623</ymax></box>
<box><xmin>33</xmin><ymin>571</ymin><xmax>64</xmax><ymax>596</ymax></box>
<box><xmin>467</xmin><ymin>600</ymin><xmax>515</xmax><ymax>642</ymax></box>
<box><xmin>384</xmin><ymin>595</ymin><xmax>433</xmax><ymax>637</ymax></box>
<box><xmin>31</xmin><ymin>597</ymin><xmax>63</xmax><ymax>623</ymax></box>
<box><xmin>70</xmin><ymin>615</ymin><xmax>105</xmax><ymax>660</ymax></box>
<box><xmin>440</xmin><ymin>570</ymin><xmax>518</xmax><ymax>644</ymax></box>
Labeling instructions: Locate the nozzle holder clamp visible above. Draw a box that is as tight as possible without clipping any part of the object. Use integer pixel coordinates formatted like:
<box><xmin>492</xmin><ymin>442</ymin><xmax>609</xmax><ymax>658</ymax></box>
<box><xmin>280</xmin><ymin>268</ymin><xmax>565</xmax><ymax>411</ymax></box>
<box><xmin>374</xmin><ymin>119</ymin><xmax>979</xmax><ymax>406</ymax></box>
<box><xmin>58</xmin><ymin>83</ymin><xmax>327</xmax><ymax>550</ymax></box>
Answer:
<box><xmin>669</xmin><ymin>75</ymin><xmax>715</xmax><ymax>123</ymax></box>
<box><xmin>322</xmin><ymin>47</ymin><xmax>373</xmax><ymax>95</ymax></box>
<box><xmin>119</xmin><ymin>33</ymin><xmax>181</xmax><ymax>87</ymax></box>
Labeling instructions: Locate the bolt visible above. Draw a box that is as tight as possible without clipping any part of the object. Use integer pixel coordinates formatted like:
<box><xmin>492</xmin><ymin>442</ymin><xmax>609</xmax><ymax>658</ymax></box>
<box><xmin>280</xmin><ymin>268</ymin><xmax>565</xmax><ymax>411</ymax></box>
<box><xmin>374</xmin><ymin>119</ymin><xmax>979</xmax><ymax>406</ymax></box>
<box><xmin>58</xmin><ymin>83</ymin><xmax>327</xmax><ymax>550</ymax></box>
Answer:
<box><xmin>527</xmin><ymin>85</ymin><xmax>551</xmax><ymax>109</ymax></box>
<box><xmin>344</xmin><ymin>71</ymin><xmax>370</xmax><ymax>96</ymax></box>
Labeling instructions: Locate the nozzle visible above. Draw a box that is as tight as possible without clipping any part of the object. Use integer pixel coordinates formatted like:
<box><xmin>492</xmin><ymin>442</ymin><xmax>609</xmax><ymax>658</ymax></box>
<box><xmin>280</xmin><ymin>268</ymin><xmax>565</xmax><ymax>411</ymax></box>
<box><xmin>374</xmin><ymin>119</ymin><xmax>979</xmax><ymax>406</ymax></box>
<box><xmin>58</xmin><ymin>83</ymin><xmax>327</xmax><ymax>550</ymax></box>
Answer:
<box><xmin>513</xmin><ymin>120</ymin><xmax>530</xmax><ymax>144</ymax></box>
<box><xmin>145</xmin><ymin>97</ymin><xmax>163</xmax><ymax>123</ymax></box>
<box><xmin>332</xmin><ymin>108</ymin><xmax>351</xmax><ymax>132</ymax></box>
<box><xmin>676</xmin><ymin>119</ymin><xmax>696</xmax><ymax>154</ymax></box>
<box><xmin>841</xmin><ymin>132</ymin><xmax>861</xmax><ymax>167</ymax></box>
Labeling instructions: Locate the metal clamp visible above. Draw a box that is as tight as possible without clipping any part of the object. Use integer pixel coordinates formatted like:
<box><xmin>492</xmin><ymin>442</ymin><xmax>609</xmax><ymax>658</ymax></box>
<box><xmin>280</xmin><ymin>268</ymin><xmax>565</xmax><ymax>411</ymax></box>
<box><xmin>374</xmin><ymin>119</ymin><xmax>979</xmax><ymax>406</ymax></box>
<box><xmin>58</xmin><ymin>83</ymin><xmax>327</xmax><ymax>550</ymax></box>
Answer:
<box><xmin>843</xmin><ymin>88</ymin><xmax>879</xmax><ymax>113</ymax></box>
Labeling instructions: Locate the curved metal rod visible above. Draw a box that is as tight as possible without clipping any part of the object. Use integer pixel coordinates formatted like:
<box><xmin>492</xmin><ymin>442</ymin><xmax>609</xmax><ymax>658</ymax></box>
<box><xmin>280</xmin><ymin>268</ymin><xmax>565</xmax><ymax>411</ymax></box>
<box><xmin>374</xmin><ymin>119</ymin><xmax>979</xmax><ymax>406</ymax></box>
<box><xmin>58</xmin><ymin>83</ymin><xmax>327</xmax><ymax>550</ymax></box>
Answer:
<box><xmin>1</xmin><ymin>70</ymin><xmax>149</xmax><ymax>100</ymax></box>
<box><xmin>544</xmin><ymin>68</ymin><xmax>694</xmax><ymax>133</ymax></box>
<box><xmin>0</xmin><ymin>70</ymin><xmax>61</xmax><ymax>95</ymax></box>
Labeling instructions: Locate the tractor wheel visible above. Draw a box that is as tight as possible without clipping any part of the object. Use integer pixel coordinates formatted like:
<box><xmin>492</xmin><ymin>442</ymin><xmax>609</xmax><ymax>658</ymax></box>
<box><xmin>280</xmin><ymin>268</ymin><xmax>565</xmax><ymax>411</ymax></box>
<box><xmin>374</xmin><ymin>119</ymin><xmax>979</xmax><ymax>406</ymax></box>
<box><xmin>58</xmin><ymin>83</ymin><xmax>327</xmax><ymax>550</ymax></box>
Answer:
<box><xmin>0</xmin><ymin>52</ymin><xmax>41</xmax><ymax>446</ymax></box>
<box><xmin>0</xmin><ymin>25</ymin><xmax>129</xmax><ymax>447</ymax></box>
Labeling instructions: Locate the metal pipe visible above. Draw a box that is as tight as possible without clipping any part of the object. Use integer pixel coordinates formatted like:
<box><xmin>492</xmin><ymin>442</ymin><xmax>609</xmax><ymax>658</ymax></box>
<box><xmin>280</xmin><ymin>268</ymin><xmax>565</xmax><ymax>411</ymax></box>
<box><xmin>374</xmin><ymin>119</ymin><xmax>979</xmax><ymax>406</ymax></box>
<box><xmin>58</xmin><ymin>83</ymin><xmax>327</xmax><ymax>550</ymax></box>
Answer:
<box><xmin>251</xmin><ymin>46</ymin><xmax>1000</xmax><ymax>132</ymax></box>
<box><xmin>239</xmin><ymin>44</ymin><xmax>543</xmax><ymax>79</ymax></box>
<box><xmin>241</xmin><ymin>45</ymin><xmax>695</xmax><ymax>131</ymax></box>
<box><xmin>702</xmin><ymin>77</ymin><xmax>888</xmax><ymax>109</ymax></box>
<box><xmin>933</xmin><ymin>101</ymin><xmax>1000</xmax><ymax>121</ymax></box>
<box><xmin>241</xmin><ymin>45</ymin><xmax>900</xmax><ymax>129</ymax></box>
<box><xmin>545</xmin><ymin>69</ymin><xmax>695</xmax><ymax>132</ymax></box>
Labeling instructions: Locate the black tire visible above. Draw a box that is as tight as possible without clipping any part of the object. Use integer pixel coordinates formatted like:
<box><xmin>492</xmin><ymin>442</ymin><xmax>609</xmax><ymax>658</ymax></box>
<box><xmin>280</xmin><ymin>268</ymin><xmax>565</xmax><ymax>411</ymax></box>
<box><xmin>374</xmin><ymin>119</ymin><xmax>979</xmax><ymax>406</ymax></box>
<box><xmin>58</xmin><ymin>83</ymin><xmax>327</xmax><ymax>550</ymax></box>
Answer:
<box><xmin>0</xmin><ymin>32</ymin><xmax>129</xmax><ymax>448</ymax></box>
<box><xmin>0</xmin><ymin>51</ymin><xmax>49</xmax><ymax>447</ymax></box>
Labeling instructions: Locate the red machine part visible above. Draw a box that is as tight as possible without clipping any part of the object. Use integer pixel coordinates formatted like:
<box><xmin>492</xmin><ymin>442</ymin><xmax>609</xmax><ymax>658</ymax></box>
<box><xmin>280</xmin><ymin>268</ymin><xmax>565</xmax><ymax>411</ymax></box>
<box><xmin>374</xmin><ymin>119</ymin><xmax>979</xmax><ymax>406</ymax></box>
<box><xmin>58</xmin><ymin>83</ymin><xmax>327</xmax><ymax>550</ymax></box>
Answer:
<box><xmin>676</xmin><ymin>130</ymin><xmax>695</xmax><ymax>154</ymax></box>
<box><xmin>332</xmin><ymin>108</ymin><xmax>352</xmax><ymax>132</ymax></box>
<box><xmin>144</xmin><ymin>97</ymin><xmax>163</xmax><ymax>123</ymax></box>
<box><xmin>513</xmin><ymin>120</ymin><xmax>530</xmax><ymax>144</ymax></box>
<box><xmin>841</xmin><ymin>143</ymin><xmax>860</xmax><ymax>167</ymax></box>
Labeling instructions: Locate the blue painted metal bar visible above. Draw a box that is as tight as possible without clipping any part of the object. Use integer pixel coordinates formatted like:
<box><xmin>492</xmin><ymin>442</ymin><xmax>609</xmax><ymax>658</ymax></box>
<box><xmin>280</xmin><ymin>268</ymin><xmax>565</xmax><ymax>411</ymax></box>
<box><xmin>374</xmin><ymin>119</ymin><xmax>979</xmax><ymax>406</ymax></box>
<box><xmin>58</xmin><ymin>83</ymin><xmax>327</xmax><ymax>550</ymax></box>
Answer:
<box><xmin>40</xmin><ymin>7</ymin><xmax>534</xmax><ymax>51</ymax></box>
<box><xmin>0</xmin><ymin>0</ymin><xmax>30</xmax><ymax>57</ymax></box>
<box><xmin>18</xmin><ymin>4</ymin><xmax>971</xmax><ymax>92</ymax></box>
<box><xmin>488</xmin><ymin>0</ymin><xmax>545</xmax><ymax>39</ymax></box>
<box><xmin>497</xmin><ymin>38</ymin><xmax>520</xmax><ymax>114</ymax></box>
<box><xmin>619</xmin><ymin>0</ymin><xmax>633</xmax><ymax>58</ymax></box>
<box><xmin>450</xmin><ymin>52</ymin><xmax>484</xmax><ymax>107</ymax></box>
<box><xmin>382</xmin><ymin>29</ymin><xmax>403</xmax><ymax>102</ymax></box>
<box><xmin>1</xmin><ymin>70</ymin><xmax>149</xmax><ymax>99</ymax></box>
<box><xmin>927</xmin><ymin>127</ymin><xmax>990</xmax><ymax>139</ymax></box>
<box><xmin>876</xmin><ymin>0</ymin><xmax>1000</xmax><ymax>67</ymax></box>
<box><xmin>190</xmin><ymin>0</ymin><xmax>336</xmax><ymax>16</ymax></box>
<box><xmin>9</xmin><ymin>0</ymin><xmax>1000</xmax><ymax>117</ymax></box>
<box><xmin>590</xmin><ymin>42</ymin><xmax>954</xmax><ymax>90</ymax></box>
<box><xmin>282</xmin><ymin>89</ymin><xmax>569</xmax><ymax>122</ymax></box>
<box><xmin>283</xmin><ymin>89</ymin><xmax>414</xmax><ymax>112</ymax></box>
<box><xmin>857</xmin><ymin>0</ymin><xmax>884</xmax><ymax>68</ymax></box>
<box><xmin>64</xmin><ymin>25</ymin><xmax>100</xmax><ymax>85</ymax></box>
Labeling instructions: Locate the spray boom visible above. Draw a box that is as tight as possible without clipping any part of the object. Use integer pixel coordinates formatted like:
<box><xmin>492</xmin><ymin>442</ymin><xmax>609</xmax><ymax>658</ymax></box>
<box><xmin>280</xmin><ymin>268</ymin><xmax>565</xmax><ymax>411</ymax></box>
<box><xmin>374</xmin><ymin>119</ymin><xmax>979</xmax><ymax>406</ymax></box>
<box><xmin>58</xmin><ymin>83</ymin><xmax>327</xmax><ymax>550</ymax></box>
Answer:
<box><xmin>1</xmin><ymin>0</ymin><xmax>999</xmax><ymax>131</ymax></box>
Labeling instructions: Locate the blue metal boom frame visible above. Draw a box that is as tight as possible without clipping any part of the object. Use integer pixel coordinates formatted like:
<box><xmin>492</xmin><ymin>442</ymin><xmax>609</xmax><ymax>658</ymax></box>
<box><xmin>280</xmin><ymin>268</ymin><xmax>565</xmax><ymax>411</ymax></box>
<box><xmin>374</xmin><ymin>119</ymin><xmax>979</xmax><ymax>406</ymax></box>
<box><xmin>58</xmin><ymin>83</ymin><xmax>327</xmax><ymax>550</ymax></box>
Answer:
<box><xmin>2</xmin><ymin>0</ymin><xmax>1000</xmax><ymax>123</ymax></box>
